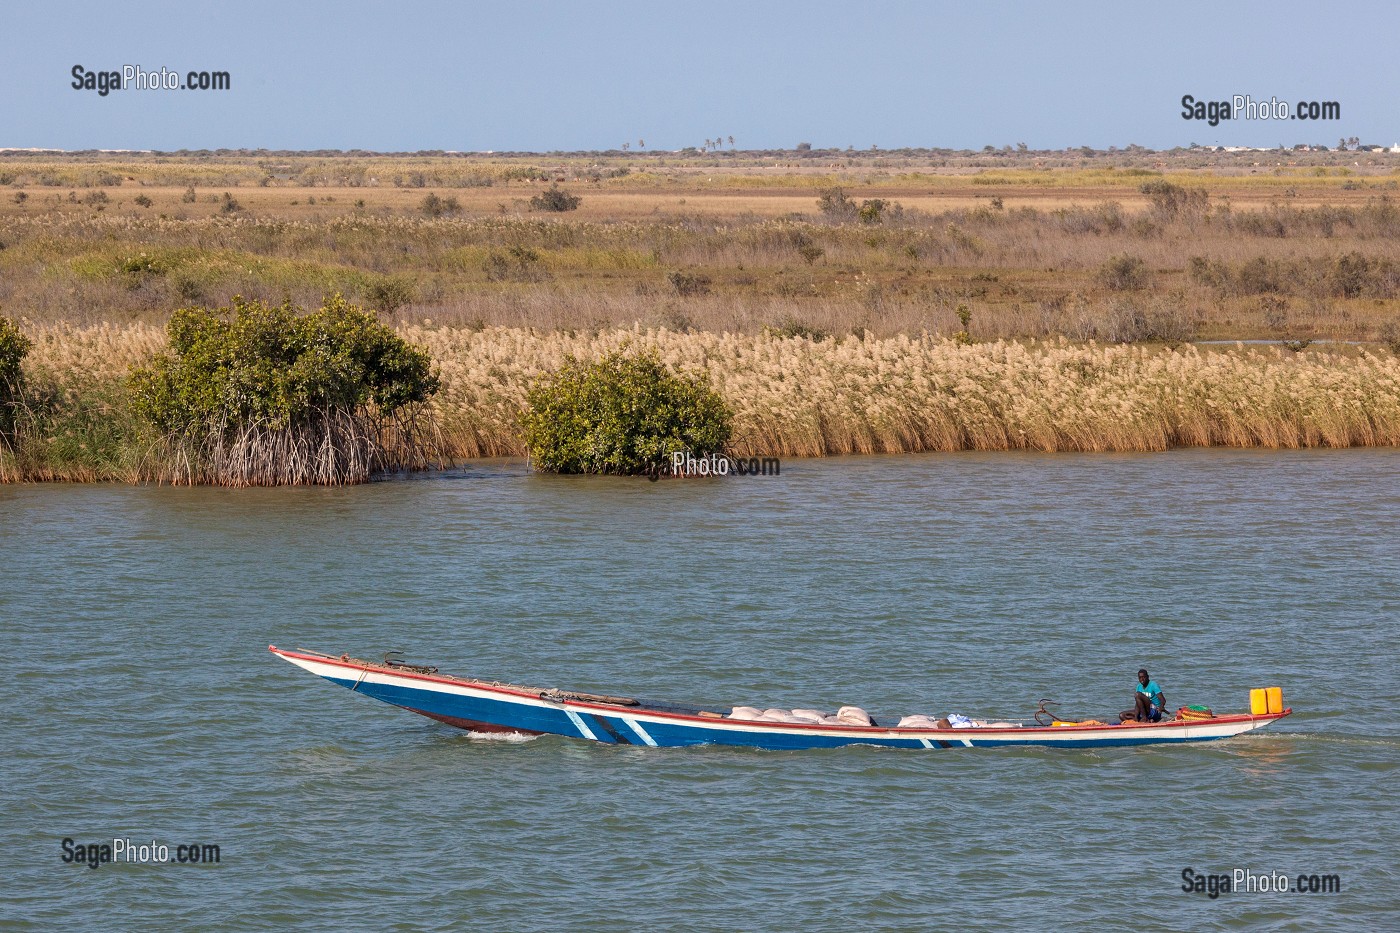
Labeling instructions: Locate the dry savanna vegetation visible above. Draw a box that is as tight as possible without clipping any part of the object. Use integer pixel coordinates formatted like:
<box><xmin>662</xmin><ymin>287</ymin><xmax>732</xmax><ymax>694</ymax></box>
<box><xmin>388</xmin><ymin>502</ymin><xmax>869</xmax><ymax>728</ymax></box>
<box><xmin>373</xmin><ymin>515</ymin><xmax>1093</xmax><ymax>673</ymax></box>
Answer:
<box><xmin>3</xmin><ymin>147</ymin><xmax>1400</xmax><ymax>479</ymax></box>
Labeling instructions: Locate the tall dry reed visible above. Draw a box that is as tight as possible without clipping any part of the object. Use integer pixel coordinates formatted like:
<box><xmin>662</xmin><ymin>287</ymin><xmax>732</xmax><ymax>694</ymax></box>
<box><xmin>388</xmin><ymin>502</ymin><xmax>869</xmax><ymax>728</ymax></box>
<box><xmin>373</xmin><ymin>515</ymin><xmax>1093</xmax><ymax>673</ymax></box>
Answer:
<box><xmin>408</xmin><ymin>328</ymin><xmax>1400</xmax><ymax>457</ymax></box>
<box><xmin>15</xmin><ymin>322</ymin><xmax>1400</xmax><ymax>478</ymax></box>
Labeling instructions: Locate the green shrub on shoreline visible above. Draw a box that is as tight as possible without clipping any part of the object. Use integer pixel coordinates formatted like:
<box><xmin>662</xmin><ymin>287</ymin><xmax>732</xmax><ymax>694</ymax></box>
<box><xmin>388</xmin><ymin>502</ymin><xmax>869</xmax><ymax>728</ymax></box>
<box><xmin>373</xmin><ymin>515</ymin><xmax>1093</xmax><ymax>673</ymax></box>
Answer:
<box><xmin>128</xmin><ymin>294</ymin><xmax>441</xmax><ymax>485</ymax></box>
<box><xmin>0</xmin><ymin>316</ymin><xmax>31</xmax><ymax>445</ymax></box>
<box><xmin>521</xmin><ymin>349</ymin><xmax>732</xmax><ymax>475</ymax></box>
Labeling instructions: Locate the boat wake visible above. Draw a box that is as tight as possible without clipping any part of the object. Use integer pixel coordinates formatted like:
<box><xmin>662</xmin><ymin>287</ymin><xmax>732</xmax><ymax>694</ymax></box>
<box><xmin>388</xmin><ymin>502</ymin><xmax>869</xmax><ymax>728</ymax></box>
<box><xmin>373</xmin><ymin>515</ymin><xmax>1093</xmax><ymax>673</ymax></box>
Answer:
<box><xmin>1255</xmin><ymin>730</ymin><xmax>1399</xmax><ymax>749</ymax></box>
<box><xmin>461</xmin><ymin>730</ymin><xmax>539</xmax><ymax>743</ymax></box>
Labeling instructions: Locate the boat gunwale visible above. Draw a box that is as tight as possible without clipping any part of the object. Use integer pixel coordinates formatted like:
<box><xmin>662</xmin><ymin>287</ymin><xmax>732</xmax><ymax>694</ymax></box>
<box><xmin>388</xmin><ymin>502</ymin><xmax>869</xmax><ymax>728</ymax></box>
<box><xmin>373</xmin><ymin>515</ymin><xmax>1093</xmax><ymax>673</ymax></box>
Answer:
<box><xmin>268</xmin><ymin>645</ymin><xmax>1292</xmax><ymax>736</ymax></box>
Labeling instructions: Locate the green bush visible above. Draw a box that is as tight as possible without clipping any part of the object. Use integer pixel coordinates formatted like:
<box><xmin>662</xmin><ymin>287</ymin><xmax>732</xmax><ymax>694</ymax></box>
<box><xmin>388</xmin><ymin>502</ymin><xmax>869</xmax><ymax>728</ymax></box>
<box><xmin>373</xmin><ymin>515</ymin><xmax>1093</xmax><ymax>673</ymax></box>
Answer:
<box><xmin>530</xmin><ymin>185</ymin><xmax>581</xmax><ymax>212</ymax></box>
<box><xmin>1140</xmin><ymin>180</ymin><xmax>1208</xmax><ymax>218</ymax></box>
<box><xmin>858</xmin><ymin>198</ymin><xmax>888</xmax><ymax>224</ymax></box>
<box><xmin>1237</xmin><ymin>256</ymin><xmax>1284</xmax><ymax>295</ymax></box>
<box><xmin>129</xmin><ymin>294</ymin><xmax>440</xmax><ymax>485</ymax></box>
<box><xmin>817</xmin><ymin>187</ymin><xmax>858</xmax><ymax>222</ymax></box>
<box><xmin>1330</xmin><ymin>251</ymin><xmax>1382</xmax><ymax>299</ymax></box>
<box><xmin>818</xmin><ymin>187</ymin><xmax>898</xmax><ymax>225</ymax></box>
<box><xmin>419</xmin><ymin>192</ymin><xmax>461</xmax><ymax>217</ymax></box>
<box><xmin>1187</xmin><ymin>256</ymin><xmax>1229</xmax><ymax>289</ymax></box>
<box><xmin>952</xmin><ymin>303</ymin><xmax>974</xmax><ymax>344</ymax></box>
<box><xmin>119</xmin><ymin>252</ymin><xmax>170</xmax><ymax>289</ymax></box>
<box><xmin>667</xmin><ymin>270</ymin><xmax>711</xmax><ymax>296</ymax></box>
<box><xmin>1379</xmin><ymin>318</ymin><xmax>1400</xmax><ymax>354</ymax></box>
<box><xmin>522</xmin><ymin>350</ymin><xmax>732</xmax><ymax>475</ymax></box>
<box><xmin>362</xmin><ymin>274</ymin><xmax>418</xmax><ymax>313</ymax></box>
<box><xmin>1098</xmin><ymin>254</ymin><xmax>1150</xmax><ymax>291</ymax></box>
<box><xmin>484</xmin><ymin>246</ymin><xmax>548</xmax><ymax>283</ymax></box>
<box><xmin>0</xmin><ymin>315</ymin><xmax>32</xmax><ymax>443</ymax></box>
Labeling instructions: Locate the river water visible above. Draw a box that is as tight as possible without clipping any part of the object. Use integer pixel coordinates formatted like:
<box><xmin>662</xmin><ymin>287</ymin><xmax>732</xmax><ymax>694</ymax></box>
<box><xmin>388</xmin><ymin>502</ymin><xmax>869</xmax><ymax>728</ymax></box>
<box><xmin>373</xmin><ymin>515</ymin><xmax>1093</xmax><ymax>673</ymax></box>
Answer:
<box><xmin>3</xmin><ymin>450</ymin><xmax>1397</xmax><ymax>929</ymax></box>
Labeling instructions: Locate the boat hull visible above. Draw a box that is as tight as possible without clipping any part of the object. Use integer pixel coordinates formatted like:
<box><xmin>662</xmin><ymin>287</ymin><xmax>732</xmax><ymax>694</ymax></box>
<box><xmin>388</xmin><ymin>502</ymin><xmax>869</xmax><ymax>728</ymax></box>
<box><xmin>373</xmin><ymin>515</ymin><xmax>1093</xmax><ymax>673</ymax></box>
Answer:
<box><xmin>270</xmin><ymin>647</ymin><xmax>1291</xmax><ymax>751</ymax></box>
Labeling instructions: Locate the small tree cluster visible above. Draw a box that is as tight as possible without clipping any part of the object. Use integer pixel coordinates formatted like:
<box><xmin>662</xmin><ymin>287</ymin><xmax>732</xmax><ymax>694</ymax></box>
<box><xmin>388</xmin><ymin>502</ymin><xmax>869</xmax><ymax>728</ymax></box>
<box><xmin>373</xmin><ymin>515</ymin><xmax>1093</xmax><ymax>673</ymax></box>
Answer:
<box><xmin>1098</xmin><ymin>254</ymin><xmax>1150</xmax><ymax>292</ymax></box>
<box><xmin>484</xmin><ymin>245</ymin><xmax>549</xmax><ymax>283</ymax></box>
<box><xmin>522</xmin><ymin>350</ymin><xmax>732</xmax><ymax>475</ymax></box>
<box><xmin>858</xmin><ymin>199</ymin><xmax>889</xmax><ymax>224</ymax></box>
<box><xmin>362</xmin><ymin>275</ymin><xmax>418</xmax><ymax>313</ymax></box>
<box><xmin>1140</xmin><ymin>180</ymin><xmax>1208</xmax><ymax>219</ymax></box>
<box><xmin>667</xmin><ymin>271</ymin><xmax>711</xmax><ymax>296</ymax></box>
<box><xmin>1379</xmin><ymin>318</ymin><xmax>1400</xmax><ymax>354</ymax></box>
<box><xmin>129</xmin><ymin>295</ymin><xmax>440</xmax><ymax>485</ymax></box>
<box><xmin>530</xmin><ymin>185</ymin><xmax>581</xmax><ymax>212</ymax></box>
<box><xmin>419</xmin><ymin>192</ymin><xmax>462</xmax><ymax>217</ymax></box>
<box><xmin>817</xmin><ymin>188</ymin><xmax>897</xmax><ymax>224</ymax></box>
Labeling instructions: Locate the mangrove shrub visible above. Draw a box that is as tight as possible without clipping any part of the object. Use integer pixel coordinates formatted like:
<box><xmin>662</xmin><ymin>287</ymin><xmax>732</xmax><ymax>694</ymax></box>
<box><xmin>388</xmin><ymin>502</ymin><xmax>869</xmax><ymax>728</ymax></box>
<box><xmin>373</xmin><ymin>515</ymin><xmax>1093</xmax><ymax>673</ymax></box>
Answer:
<box><xmin>522</xmin><ymin>350</ymin><xmax>731</xmax><ymax>475</ymax></box>
<box><xmin>0</xmin><ymin>315</ymin><xmax>32</xmax><ymax>445</ymax></box>
<box><xmin>129</xmin><ymin>294</ymin><xmax>440</xmax><ymax>485</ymax></box>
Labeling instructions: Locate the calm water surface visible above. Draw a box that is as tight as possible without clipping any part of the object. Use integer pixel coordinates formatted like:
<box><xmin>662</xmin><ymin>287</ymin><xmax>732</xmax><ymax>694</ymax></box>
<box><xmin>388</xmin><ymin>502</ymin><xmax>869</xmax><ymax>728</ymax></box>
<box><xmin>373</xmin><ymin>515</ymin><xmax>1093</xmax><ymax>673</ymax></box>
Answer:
<box><xmin>3</xmin><ymin>450</ymin><xmax>1397</xmax><ymax>929</ymax></box>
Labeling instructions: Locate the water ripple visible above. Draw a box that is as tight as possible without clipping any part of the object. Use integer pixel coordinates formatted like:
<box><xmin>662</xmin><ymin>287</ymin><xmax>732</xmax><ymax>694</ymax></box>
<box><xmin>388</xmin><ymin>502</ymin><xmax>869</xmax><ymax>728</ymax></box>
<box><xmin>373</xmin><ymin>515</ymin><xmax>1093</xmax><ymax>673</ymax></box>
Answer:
<box><xmin>2</xmin><ymin>450</ymin><xmax>1396</xmax><ymax>928</ymax></box>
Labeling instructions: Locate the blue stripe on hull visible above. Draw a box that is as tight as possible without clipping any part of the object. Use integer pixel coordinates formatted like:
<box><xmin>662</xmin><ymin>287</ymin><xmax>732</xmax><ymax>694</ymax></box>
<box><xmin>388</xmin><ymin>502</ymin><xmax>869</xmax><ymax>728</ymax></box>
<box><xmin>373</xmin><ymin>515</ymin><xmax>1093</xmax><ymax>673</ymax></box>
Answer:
<box><xmin>639</xmin><ymin>719</ymin><xmax>932</xmax><ymax>750</ymax></box>
<box><xmin>325</xmin><ymin>675</ymin><xmax>578</xmax><ymax>736</ymax></box>
<box><xmin>960</xmin><ymin>735</ymin><xmax>1216</xmax><ymax>749</ymax></box>
<box><xmin>319</xmin><ymin>675</ymin><xmax>1234</xmax><ymax>750</ymax></box>
<box><xmin>585</xmin><ymin>713</ymin><xmax>636</xmax><ymax>744</ymax></box>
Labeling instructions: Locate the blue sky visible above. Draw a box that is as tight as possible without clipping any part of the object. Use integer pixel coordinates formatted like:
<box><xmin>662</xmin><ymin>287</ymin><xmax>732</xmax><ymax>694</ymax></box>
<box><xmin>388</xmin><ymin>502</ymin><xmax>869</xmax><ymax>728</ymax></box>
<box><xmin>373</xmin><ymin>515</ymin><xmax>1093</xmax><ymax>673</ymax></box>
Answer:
<box><xmin>6</xmin><ymin>1</ymin><xmax>1397</xmax><ymax>151</ymax></box>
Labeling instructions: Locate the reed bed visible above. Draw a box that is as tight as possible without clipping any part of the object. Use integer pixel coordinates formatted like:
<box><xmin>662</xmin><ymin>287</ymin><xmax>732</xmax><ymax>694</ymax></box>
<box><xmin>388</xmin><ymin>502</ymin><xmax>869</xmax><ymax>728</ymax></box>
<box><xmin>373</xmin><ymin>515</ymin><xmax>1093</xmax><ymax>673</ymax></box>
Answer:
<box><xmin>13</xmin><ymin>323</ymin><xmax>1399</xmax><ymax>481</ymax></box>
<box><xmin>415</xmin><ymin>327</ymin><xmax>1400</xmax><ymax>456</ymax></box>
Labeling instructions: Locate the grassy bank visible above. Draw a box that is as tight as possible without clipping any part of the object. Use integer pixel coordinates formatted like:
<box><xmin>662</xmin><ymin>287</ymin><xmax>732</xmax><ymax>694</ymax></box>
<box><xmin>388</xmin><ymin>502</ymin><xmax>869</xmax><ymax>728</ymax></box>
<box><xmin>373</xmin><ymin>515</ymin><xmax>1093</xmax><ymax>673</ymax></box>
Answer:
<box><xmin>7</xmin><ymin>322</ymin><xmax>1399</xmax><ymax>481</ymax></box>
<box><xmin>5</xmin><ymin>152</ymin><xmax>1400</xmax><ymax>344</ymax></box>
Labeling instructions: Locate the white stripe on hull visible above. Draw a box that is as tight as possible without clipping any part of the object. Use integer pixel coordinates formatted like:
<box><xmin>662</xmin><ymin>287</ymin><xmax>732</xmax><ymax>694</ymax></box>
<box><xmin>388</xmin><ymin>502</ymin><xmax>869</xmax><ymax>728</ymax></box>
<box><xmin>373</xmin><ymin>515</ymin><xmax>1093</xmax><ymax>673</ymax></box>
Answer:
<box><xmin>620</xmin><ymin>716</ymin><xmax>659</xmax><ymax>746</ymax></box>
<box><xmin>564</xmin><ymin>709</ymin><xmax>598</xmax><ymax>741</ymax></box>
<box><xmin>275</xmin><ymin>650</ymin><xmax>1283</xmax><ymax>748</ymax></box>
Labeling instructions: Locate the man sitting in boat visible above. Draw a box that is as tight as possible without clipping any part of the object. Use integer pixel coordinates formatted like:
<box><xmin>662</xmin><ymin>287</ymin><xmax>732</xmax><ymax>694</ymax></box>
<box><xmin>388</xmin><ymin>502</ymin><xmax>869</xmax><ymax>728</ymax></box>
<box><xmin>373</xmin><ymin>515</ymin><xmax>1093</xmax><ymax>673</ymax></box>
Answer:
<box><xmin>1121</xmin><ymin>669</ymin><xmax>1166</xmax><ymax>723</ymax></box>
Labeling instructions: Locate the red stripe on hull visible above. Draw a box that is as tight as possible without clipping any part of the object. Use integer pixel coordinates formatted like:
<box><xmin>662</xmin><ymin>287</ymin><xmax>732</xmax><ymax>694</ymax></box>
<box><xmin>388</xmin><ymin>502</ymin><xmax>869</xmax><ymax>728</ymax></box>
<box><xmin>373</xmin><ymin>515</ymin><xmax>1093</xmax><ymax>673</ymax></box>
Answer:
<box><xmin>406</xmin><ymin>706</ymin><xmax>544</xmax><ymax>736</ymax></box>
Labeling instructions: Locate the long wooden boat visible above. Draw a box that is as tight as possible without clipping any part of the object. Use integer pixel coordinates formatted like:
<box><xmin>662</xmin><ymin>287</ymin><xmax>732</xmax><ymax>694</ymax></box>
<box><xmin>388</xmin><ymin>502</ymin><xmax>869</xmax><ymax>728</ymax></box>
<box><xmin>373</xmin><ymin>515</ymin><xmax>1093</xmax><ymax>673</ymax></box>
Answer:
<box><xmin>270</xmin><ymin>646</ymin><xmax>1292</xmax><ymax>750</ymax></box>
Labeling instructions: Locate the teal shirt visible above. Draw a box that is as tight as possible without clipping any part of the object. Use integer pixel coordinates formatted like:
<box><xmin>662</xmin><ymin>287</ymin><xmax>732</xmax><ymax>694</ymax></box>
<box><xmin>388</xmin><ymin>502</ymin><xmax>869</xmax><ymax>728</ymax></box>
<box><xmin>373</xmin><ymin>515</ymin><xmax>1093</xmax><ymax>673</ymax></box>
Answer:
<box><xmin>1137</xmin><ymin>679</ymin><xmax>1164</xmax><ymax>707</ymax></box>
